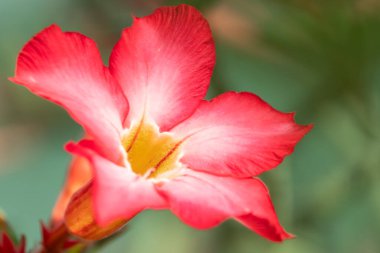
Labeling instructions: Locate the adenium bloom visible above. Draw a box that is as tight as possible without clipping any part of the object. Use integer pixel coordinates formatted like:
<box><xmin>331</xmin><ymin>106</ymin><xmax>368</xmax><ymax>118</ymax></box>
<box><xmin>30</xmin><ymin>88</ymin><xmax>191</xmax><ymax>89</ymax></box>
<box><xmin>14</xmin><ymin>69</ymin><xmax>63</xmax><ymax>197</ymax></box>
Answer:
<box><xmin>10</xmin><ymin>4</ymin><xmax>311</xmax><ymax>242</ymax></box>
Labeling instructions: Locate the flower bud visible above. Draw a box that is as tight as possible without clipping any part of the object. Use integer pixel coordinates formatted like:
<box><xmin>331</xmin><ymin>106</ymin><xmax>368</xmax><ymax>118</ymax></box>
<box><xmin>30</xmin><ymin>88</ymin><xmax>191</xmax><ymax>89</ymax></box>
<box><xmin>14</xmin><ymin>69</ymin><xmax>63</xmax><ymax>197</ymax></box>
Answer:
<box><xmin>64</xmin><ymin>181</ymin><xmax>127</xmax><ymax>240</ymax></box>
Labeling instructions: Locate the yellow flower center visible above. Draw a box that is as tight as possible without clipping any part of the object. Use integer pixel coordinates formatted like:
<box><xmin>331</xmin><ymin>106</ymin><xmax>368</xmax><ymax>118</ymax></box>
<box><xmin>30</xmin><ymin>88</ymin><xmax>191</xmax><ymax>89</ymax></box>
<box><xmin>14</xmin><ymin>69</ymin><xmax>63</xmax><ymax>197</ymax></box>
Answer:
<box><xmin>122</xmin><ymin>120</ymin><xmax>182</xmax><ymax>178</ymax></box>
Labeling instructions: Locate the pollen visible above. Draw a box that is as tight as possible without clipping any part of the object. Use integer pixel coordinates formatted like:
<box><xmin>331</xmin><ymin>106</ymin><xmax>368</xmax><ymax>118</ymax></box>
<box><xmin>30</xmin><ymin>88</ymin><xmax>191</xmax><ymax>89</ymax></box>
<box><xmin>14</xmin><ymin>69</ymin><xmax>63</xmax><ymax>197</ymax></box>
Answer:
<box><xmin>122</xmin><ymin>120</ymin><xmax>182</xmax><ymax>178</ymax></box>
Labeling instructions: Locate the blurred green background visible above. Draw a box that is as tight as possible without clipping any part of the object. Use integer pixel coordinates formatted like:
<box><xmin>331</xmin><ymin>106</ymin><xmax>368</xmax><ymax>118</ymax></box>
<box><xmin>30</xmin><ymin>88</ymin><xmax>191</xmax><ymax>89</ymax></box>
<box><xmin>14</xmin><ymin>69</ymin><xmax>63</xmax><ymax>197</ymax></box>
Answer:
<box><xmin>1</xmin><ymin>0</ymin><xmax>380</xmax><ymax>252</ymax></box>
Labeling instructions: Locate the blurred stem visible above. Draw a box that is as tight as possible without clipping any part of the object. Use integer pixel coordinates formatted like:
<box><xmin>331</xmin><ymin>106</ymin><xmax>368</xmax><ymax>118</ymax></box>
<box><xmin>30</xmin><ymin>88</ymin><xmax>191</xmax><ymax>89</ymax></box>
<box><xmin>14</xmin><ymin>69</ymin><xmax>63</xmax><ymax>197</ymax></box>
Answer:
<box><xmin>32</xmin><ymin>223</ymin><xmax>70</xmax><ymax>253</ymax></box>
<box><xmin>30</xmin><ymin>221</ymin><xmax>127</xmax><ymax>253</ymax></box>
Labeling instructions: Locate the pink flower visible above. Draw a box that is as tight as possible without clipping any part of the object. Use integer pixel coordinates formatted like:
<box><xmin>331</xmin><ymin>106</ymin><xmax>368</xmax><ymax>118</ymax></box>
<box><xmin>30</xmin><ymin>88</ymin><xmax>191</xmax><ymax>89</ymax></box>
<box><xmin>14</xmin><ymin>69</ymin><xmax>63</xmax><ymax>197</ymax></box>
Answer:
<box><xmin>10</xmin><ymin>4</ymin><xmax>311</xmax><ymax>242</ymax></box>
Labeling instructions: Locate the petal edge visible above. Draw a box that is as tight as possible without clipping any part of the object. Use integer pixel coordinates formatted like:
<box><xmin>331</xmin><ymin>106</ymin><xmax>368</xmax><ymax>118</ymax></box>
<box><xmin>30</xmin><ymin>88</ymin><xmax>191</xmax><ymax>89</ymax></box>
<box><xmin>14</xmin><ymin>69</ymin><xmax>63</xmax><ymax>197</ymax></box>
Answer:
<box><xmin>172</xmin><ymin>91</ymin><xmax>312</xmax><ymax>178</ymax></box>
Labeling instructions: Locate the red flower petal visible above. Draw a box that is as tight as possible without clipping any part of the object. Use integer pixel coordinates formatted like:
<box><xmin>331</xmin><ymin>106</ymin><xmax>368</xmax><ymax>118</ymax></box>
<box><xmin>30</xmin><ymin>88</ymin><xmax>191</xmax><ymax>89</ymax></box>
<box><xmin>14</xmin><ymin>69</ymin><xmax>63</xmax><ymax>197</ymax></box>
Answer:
<box><xmin>157</xmin><ymin>169</ymin><xmax>293</xmax><ymax>242</ymax></box>
<box><xmin>109</xmin><ymin>4</ymin><xmax>215</xmax><ymax>131</ymax></box>
<box><xmin>172</xmin><ymin>92</ymin><xmax>312</xmax><ymax>178</ymax></box>
<box><xmin>236</xmin><ymin>214</ymin><xmax>294</xmax><ymax>243</ymax></box>
<box><xmin>10</xmin><ymin>25</ymin><xmax>129</xmax><ymax>162</ymax></box>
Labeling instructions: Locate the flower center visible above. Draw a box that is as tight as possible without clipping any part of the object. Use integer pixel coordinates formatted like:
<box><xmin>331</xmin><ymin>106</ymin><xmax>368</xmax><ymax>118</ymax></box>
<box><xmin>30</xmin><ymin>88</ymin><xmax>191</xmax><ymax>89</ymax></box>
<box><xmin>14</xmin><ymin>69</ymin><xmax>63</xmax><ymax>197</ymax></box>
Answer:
<box><xmin>122</xmin><ymin>120</ymin><xmax>182</xmax><ymax>179</ymax></box>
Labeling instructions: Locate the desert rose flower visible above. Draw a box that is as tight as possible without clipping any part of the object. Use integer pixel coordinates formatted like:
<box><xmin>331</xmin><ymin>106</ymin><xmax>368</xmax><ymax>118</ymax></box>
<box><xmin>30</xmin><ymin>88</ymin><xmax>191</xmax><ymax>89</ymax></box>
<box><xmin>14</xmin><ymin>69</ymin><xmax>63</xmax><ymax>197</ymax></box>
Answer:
<box><xmin>10</xmin><ymin>4</ymin><xmax>311</xmax><ymax>242</ymax></box>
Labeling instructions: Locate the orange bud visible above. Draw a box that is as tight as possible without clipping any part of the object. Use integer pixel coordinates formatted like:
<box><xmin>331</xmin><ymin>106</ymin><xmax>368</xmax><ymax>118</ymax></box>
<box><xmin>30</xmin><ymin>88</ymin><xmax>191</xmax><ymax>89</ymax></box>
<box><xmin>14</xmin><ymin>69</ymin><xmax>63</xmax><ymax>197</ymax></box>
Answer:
<box><xmin>64</xmin><ymin>182</ymin><xmax>127</xmax><ymax>241</ymax></box>
<box><xmin>51</xmin><ymin>155</ymin><xmax>92</xmax><ymax>224</ymax></box>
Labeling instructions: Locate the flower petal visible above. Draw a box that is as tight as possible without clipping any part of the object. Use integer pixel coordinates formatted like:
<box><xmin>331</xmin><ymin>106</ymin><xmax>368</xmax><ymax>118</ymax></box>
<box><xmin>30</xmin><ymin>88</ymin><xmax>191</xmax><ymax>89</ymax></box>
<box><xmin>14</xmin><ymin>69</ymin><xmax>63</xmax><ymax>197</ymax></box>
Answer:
<box><xmin>109</xmin><ymin>4</ymin><xmax>215</xmax><ymax>130</ymax></box>
<box><xmin>236</xmin><ymin>213</ymin><xmax>294</xmax><ymax>243</ymax></box>
<box><xmin>172</xmin><ymin>92</ymin><xmax>312</xmax><ymax>178</ymax></box>
<box><xmin>10</xmin><ymin>25</ymin><xmax>129</xmax><ymax>161</ymax></box>
<box><xmin>157</xmin><ymin>169</ymin><xmax>292</xmax><ymax>242</ymax></box>
<box><xmin>66</xmin><ymin>141</ymin><xmax>167</xmax><ymax>226</ymax></box>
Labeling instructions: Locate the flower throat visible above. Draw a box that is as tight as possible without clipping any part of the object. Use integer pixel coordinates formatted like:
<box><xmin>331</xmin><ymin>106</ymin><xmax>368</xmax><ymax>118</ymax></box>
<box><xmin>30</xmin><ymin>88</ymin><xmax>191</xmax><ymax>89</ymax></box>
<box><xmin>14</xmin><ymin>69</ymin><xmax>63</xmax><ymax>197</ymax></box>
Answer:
<box><xmin>122</xmin><ymin>120</ymin><xmax>182</xmax><ymax>178</ymax></box>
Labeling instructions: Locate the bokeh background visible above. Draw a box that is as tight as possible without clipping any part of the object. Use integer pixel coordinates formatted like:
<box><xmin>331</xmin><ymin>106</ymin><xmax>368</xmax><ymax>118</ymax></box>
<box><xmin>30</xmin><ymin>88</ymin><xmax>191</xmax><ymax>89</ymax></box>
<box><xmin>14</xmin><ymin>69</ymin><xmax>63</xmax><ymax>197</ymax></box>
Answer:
<box><xmin>1</xmin><ymin>0</ymin><xmax>380</xmax><ymax>252</ymax></box>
